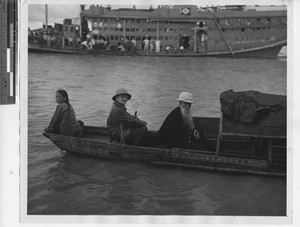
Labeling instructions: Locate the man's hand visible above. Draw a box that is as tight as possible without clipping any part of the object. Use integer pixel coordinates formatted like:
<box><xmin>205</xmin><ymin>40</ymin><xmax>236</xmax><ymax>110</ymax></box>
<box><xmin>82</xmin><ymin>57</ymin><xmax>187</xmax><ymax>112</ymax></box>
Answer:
<box><xmin>193</xmin><ymin>129</ymin><xmax>200</xmax><ymax>139</ymax></box>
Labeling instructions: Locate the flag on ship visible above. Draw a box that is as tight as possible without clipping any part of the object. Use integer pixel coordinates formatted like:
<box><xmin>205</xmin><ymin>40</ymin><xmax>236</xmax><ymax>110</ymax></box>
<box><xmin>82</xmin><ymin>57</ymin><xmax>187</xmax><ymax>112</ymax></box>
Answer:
<box><xmin>180</xmin><ymin>7</ymin><xmax>191</xmax><ymax>15</ymax></box>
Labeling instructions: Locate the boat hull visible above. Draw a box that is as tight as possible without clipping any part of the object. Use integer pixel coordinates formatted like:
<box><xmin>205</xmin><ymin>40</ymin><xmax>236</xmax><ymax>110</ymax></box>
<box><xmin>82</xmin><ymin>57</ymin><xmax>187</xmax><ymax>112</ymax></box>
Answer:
<box><xmin>29</xmin><ymin>41</ymin><xmax>286</xmax><ymax>59</ymax></box>
<box><xmin>43</xmin><ymin>125</ymin><xmax>286</xmax><ymax>177</ymax></box>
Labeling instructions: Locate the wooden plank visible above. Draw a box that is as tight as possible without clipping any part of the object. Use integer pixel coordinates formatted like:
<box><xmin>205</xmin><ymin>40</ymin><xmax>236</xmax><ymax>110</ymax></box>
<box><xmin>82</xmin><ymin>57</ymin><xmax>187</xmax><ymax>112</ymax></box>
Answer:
<box><xmin>152</xmin><ymin>161</ymin><xmax>285</xmax><ymax>177</ymax></box>
<box><xmin>43</xmin><ymin>131</ymin><xmax>286</xmax><ymax>177</ymax></box>
<box><xmin>221</xmin><ymin>132</ymin><xmax>286</xmax><ymax>139</ymax></box>
<box><xmin>267</xmin><ymin>139</ymin><xmax>273</xmax><ymax>164</ymax></box>
<box><xmin>215</xmin><ymin>111</ymin><xmax>223</xmax><ymax>156</ymax></box>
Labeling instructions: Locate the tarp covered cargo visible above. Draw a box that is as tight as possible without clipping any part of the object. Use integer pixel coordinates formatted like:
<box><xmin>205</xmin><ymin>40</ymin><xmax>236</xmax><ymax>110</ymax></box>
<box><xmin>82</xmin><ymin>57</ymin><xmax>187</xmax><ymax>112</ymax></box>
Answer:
<box><xmin>220</xmin><ymin>90</ymin><xmax>286</xmax><ymax>138</ymax></box>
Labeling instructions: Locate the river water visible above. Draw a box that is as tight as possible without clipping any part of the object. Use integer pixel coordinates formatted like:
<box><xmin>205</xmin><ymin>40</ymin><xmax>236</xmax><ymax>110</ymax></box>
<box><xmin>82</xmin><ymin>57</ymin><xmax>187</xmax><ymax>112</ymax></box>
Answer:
<box><xmin>27</xmin><ymin>53</ymin><xmax>287</xmax><ymax>216</ymax></box>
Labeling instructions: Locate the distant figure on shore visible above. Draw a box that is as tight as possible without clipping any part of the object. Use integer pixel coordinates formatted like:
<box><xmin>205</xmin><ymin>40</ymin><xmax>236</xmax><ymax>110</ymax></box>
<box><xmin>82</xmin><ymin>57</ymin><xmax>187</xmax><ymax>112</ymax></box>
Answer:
<box><xmin>180</xmin><ymin>45</ymin><xmax>184</xmax><ymax>53</ymax></box>
<box><xmin>155</xmin><ymin>38</ymin><xmax>161</xmax><ymax>53</ymax></box>
<box><xmin>44</xmin><ymin>90</ymin><xmax>83</xmax><ymax>137</ymax></box>
<box><xmin>158</xmin><ymin>92</ymin><xmax>206</xmax><ymax>149</ymax></box>
<box><xmin>149</xmin><ymin>38</ymin><xmax>154</xmax><ymax>52</ymax></box>
<box><xmin>131</xmin><ymin>37</ymin><xmax>136</xmax><ymax>48</ymax></box>
<box><xmin>81</xmin><ymin>40</ymin><xmax>89</xmax><ymax>50</ymax></box>
<box><xmin>143</xmin><ymin>37</ymin><xmax>149</xmax><ymax>52</ymax></box>
<box><xmin>107</xmin><ymin>88</ymin><xmax>148</xmax><ymax>146</ymax></box>
<box><xmin>166</xmin><ymin>45</ymin><xmax>171</xmax><ymax>53</ymax></box>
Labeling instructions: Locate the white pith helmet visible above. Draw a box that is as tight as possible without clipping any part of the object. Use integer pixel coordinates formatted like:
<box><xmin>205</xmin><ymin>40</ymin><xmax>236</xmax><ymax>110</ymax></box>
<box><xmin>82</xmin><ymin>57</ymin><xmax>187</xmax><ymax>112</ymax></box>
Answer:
<box><xmin>176</xmin><ymin>92</ymin><xmax>194</xmax><ymax>104</ymax></box>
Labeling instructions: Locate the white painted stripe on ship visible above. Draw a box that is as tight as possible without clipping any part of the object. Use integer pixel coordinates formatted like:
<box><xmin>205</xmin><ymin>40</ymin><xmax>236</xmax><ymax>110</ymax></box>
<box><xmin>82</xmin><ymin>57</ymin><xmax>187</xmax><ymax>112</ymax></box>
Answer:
<box><xmin>7</xmin><ymin>48</ymin><xmax>10</xmax><ymax>73</ymax></box>
<box><xmin>10</xmin><ymin>72</ymin><xmax>13</xmax><ymax>96</ymax></box>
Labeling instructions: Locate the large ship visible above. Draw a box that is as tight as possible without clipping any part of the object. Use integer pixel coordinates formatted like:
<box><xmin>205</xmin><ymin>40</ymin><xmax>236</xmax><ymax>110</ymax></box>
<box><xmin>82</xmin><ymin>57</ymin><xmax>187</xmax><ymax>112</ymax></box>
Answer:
<box><xmin>28</xmin><ymin>5</ymin><xmax>287</xmax><ymax>58</ymax></box>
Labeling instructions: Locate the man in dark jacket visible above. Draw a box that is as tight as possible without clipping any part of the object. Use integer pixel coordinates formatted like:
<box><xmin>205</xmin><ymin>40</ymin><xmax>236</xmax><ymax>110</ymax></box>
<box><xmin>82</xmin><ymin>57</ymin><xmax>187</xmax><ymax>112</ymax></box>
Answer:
<box><xmin>107</xmin><ymin>88</ymin><xmax>148</xmax><ymax>146</ymax></box>
<box><xmin>158</xmin><ymin>92</ymin><xmax>206</xmax><ymax>149</ymax></box>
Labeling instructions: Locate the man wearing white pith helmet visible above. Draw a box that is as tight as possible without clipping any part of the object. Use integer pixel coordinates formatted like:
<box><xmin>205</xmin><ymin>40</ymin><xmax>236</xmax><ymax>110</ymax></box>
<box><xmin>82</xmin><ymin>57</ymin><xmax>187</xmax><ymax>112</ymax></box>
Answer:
<box><xmin>158</xmin><ymin>92</ymin><xmax>206</xmax><ymax>149</ymax></box>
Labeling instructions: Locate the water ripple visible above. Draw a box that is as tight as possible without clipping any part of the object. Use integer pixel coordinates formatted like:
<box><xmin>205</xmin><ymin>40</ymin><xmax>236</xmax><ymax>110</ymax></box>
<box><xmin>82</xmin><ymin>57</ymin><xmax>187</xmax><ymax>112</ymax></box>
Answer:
<box><xmin>27</xmin><ymin>53</ymin><xmax>287</xmax><ymax>215</ymax></box>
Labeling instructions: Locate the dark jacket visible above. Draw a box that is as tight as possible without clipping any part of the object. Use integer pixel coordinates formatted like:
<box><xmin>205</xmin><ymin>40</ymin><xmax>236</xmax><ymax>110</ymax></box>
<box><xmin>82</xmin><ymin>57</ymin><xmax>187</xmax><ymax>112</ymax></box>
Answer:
<box><xmin>107</xmin><ymin>101</ymin><xmax>146</xmax><ymax>141</ymax></box>
<box><xmin>49</xmin><ymin>102</ymin><xmax>83</xmax><ymax>137</ymax></box>
<box><xmin>158</xmin><ymin>106</ymin><xmax>206</xmax><ymax>149</ymax></box>
<box><xmin>158</xmin><ymin>106</ymin><xmax>190</xmax><ymax>148</ymax></box>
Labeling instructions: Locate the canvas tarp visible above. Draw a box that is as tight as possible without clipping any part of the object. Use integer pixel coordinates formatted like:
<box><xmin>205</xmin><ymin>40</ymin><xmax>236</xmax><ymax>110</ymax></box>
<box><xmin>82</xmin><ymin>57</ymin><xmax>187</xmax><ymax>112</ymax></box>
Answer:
<box><xmin>220</xmin><ymin>90</ymin><xmax>286</xmax><ymax>138</ymax></box>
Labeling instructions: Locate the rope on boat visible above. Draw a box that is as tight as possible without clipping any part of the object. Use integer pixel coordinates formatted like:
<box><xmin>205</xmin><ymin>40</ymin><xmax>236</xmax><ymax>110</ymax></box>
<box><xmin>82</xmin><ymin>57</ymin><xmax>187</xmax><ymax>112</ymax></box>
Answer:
<box><xmin>213</xmin><ymin>15</ymin><xmax>235</xmax><ymax>58</ymax></box>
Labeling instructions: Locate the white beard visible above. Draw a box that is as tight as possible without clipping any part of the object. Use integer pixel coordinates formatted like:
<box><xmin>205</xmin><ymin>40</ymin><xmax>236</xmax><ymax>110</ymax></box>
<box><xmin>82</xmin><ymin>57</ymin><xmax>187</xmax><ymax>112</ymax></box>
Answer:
<box><xmin>180</xmin><ymin>107</ymin><xmax>195</xmax><ymax>130</ymax></box>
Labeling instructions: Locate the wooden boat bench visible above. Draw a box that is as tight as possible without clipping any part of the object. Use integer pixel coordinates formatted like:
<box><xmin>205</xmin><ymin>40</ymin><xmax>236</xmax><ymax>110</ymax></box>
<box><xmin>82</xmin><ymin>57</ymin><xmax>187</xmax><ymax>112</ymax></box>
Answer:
<box><xmin>215</xmin><ymin>111</ymin><xmax>286</xmax><ymax>166</ymax></box>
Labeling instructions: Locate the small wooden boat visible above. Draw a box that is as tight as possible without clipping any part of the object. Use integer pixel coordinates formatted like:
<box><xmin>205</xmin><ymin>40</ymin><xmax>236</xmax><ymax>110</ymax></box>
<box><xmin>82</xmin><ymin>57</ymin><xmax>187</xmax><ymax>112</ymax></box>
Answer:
<box><xmin>43</xmin><ymin>91</ymin><xmax>286</xmax><ymax>177</ymax></box>
<box><xmin>43</xmin><ymin>115</ymin><xmax>286</xmax><ymax>178</ymax></box>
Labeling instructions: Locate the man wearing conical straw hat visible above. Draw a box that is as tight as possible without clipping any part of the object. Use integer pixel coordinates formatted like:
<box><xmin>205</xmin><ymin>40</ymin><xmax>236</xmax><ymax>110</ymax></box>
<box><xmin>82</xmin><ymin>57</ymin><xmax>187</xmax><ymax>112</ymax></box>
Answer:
<box><xmin>107</xmin><ymin>88</ymin><xmax>148</xmax><ymax>146</ymax></box>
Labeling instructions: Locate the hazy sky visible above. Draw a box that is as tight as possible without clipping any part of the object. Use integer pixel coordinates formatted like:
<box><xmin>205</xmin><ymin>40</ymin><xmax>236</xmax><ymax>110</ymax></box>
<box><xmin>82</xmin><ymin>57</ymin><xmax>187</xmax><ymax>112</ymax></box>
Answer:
<box><xmin>28</xmin><ymin>5</ymin><xmax>81</xmax><ymax>29</ymax></box>
<box><xmin>28</xmin><ymin>4</ymin><xmax>157</xmax><ymax>29</ymax></box>
<box><xmin>28</xmin><ymin>1</ymin><xmax>287</xmax><ymax>30</ymax></box>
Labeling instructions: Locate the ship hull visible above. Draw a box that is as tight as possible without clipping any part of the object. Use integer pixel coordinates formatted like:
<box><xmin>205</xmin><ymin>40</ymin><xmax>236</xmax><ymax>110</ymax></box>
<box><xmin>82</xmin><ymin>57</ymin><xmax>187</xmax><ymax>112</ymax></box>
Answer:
<box><xmin>29</xmin><ymin>42</ymin><xmax>286</xmax><ymax>59</ymax></box>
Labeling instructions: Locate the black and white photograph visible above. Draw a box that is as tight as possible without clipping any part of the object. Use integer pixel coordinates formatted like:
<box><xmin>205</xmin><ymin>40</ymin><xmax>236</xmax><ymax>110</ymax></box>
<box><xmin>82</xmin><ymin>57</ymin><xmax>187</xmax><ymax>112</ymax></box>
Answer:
<box><xmin>1</xmin><ymin>0</ymin><xmax>299</xmax><ymax>226</ymax></box>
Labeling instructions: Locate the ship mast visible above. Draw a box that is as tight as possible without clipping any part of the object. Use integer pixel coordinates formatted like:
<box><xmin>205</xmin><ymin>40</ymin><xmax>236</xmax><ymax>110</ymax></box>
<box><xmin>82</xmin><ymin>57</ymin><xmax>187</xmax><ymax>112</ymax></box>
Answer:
<box><xmin>45</xmin><ymin>4</ymin><xmax>48</xmax><ymax>31</ymax></box>
<box><xmin>45</xmin><ymin>4</ymin><xmax>50</xmax><ymax>47</ymax></box>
